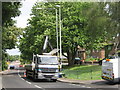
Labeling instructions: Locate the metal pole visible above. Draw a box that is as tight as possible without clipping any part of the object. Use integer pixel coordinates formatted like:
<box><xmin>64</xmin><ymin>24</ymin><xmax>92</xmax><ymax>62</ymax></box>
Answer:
<box><xmin>59</xmin><ymin>6</ymin><xmax>62</xmax><ymax>60</ymax></box>
<box><xmin>36</xmin><ymin>8</ymin><xmax>58</xmax><ymax>55</ymax></box>
<box><xmin>56</xmin><ymin>9</ymin><xmax>59</xmax><ymax>57</ymax></box>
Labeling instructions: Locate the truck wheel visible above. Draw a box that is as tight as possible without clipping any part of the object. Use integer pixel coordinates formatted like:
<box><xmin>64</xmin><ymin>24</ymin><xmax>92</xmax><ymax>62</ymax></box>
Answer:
<box><xmin>33</xmin><ymin>72</ymin><xmax>37</xmax><ymax>81</ymax></box>
<box><xmin>26</xmin><ymin>70</ymin><xmax>28</xmax><ymax>78</ymax></box>
<box><xmin>118</xmin><ymin>79</ymin><xmax>120</xmax><ymax>84</ymax></box>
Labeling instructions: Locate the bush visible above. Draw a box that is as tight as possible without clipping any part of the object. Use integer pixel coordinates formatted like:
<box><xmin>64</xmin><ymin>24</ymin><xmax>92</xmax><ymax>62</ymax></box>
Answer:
<box><xmin>85</xmin><ymin>57</ymin><xmax>99</xmax><ymax>61</ymax></box>
<box><xmin>2</xmin><ymin>60</ymin><xmax>8</xmax><ymax>71</ymax></box>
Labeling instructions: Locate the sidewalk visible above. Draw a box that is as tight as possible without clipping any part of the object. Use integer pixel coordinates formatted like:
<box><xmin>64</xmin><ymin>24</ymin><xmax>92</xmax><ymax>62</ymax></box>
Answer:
<box><xmin>0</xmin><ymin>70</ymin><xmax>10</xmax><ymax>75</ymax></box>
<box><xmin>58</xmin><ymin>78</ymin><xmax>104</xmax><ymax>85</ymax></box>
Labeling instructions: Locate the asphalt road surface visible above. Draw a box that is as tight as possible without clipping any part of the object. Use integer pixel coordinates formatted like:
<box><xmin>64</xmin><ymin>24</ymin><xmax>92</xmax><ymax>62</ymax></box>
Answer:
<box><xmin>2</xmin><ymin>70</ymin><xmax>119</xmax><ymax>90</ymax></box>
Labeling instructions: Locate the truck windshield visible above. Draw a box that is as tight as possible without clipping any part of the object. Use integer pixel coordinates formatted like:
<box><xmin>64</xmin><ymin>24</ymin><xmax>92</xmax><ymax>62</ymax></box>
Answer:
<box><xmin>38</xmin><ymin>57</ymin><xmax>58</xmax><ymax>65</ymax></box>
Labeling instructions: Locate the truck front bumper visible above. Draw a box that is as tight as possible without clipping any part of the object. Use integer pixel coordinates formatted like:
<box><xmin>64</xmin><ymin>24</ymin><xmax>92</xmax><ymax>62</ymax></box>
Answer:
<box><xmin>37</xmin><ymin>73</ymin><xmax>59</xmax><ymax>79</ymax></box>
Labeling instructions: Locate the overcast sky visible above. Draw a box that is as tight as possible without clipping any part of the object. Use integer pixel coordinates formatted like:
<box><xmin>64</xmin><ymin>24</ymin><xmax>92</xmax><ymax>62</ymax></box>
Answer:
<box><xmin>14</xmin><ymin>0</ymin><xmax>38</xmax><ymax>28</ymax></box>
<box><xmin>6</xmin><ymin>0</ymin><xmax>38</xmax><ymax>55</ymax></box>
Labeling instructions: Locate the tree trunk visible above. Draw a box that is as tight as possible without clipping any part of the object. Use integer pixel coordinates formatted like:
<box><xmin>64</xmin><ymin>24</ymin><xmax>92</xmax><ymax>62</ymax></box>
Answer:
<box><xmin>67</xmin><ymin>48</ymin><xmax>73</xmax><ymax>66</ymax></box>
<box><xmin>67</xmin><ymin>46</ymin><xmax>77</xmax><ymax>66</ymax></box>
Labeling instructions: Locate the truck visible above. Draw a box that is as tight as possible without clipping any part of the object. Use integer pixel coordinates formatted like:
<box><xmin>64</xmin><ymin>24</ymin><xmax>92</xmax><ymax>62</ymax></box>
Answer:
<box><xmin>25</xmin><ymin>54</ymin><xmax>61</xmax><ymax>81</ymax></box>
<box><xmin>101</xmin><ymin>55</ymin><xmax>120</xmax><ymax>83</ymax></box>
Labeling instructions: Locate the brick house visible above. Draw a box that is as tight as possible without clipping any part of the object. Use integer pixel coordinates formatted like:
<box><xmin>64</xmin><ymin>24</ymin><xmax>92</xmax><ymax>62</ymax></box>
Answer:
<box><xmin>77</xmin><ymin>41</ymin><xmax>119</xmax><ymax>60</ymax></box>
<box><xmin>90</xmin><ymin>49</ymin><xmax>105</xmax><ymax>59</ymax></box>
<box><xmin>76</xmin><ymin>34</ymin><xmax>120</xmax><ymax>60</ymax></box>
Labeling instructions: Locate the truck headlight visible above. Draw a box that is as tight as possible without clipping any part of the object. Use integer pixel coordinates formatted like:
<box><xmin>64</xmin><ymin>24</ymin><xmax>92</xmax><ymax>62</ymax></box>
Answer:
<box><xmin>56</xmin><ymin>69</ymin><xmax>59</xmax><ymax>72</ymax></box>
<box><xmin>38</xmin><ymin>69</ymin><xmax>42</xmax><ymax>72</ymax></box>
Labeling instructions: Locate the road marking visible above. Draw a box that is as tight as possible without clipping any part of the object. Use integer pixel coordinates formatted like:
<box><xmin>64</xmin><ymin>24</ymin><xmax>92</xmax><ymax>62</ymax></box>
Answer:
<box><xmin>26</xmin><ymin>81</ymin><xmax>32</xmax><ymax>84</ymax></box>
<box><xmin>17</xmin><ymin>70</ymin><xmax>32</xmax><ymax>85</ymax></box>
<box><xmin>70</xmin><ymin>84</ymin><xmax>76</xmax><ymax>85</ymax></box>
<box><xmin>21</xmin><ymin>78</ymin><xmax>25</xmax><ymax>81</ymax></box>
<box><xmin>70</xmin><ymin>84</ymin><xmax>91</xmax><ymax>88</ymax></box>
<box><xmin>70</xmin><ymin>84</ymin><xmax>81</xmax><ymax>86</ymax></box>
<box><xmin>81</xmin><ymin>85</ymin><xmax>86</xmax><ymax>87</ymax></box>
<box><xmin>17</xmin><ymin>70</ymin><xmax>25</xmax><ymax>81</ymax></box>
<box><xmin>34</xmin><ymin>85</ymin><xmax>42</xmax><ymax>88</ymax></box>
<box><xmin>18</xmin><ymin>74</ymin><xmax>21</xmax><ymax>77</ymax></box>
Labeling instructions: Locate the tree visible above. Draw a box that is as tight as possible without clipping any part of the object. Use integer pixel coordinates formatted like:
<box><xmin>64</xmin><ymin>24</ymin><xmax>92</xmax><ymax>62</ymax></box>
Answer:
<box><xmin>109</xmin><ymin>2</ymin><xmax>120</xmax><ymax>50</ymax></box>
<box><xmin>2</xmin><ymin>2</ymin><xmax>22</xmax><ymax>50</ymax></box>
<box><xmin>2</xmin><ymin>2</ymin><xmax>21</xmax><ymax>26</ymax></box>
<box><xmin>19</xmin><ymin>2</ymin><xmax>58</xmax><ymax>60</ymax></box>
<box><xmin>60</xmin><ymin>2</ymin><xmax>115</xmax><ymax>65</ymax></box>
<box><xmin>2</xmin><ymin>2</ymin><xmax>22</xmax><ymax>70</ymax></box>
<box><xmin>19</xmin><ymin>2</ymin><xmax>119</xmax><ymax>66</ymax></box>
<box><xmin>2</xmin><ymin>26</ymin><xmax>23</xmax><ymax>50</ymax></box>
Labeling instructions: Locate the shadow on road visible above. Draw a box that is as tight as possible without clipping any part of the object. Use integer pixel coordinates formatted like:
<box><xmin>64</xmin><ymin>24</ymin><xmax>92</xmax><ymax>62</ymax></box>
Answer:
<box><xmin>91</xmin><ymin>80</ymin><xmax>120</xmax><ymax>85</ymax></box>
<box><xmin>22</xmin><ymin>77</ymin><xmax>57</xmax><ymax>83</ymax></box>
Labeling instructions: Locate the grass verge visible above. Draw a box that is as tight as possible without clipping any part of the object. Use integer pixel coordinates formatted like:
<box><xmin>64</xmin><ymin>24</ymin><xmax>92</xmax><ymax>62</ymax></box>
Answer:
<box><xmin>61</xmin><ymin>65</ymin><xmax>102</xmax><ymax>80</ymax></box>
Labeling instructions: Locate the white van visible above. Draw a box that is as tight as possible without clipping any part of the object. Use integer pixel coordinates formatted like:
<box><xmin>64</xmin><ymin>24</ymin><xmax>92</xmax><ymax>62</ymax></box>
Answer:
<box><xmin>101</xmin><ymin>55</ymin><xmax>120</xmax><ymax>83</ymax></box>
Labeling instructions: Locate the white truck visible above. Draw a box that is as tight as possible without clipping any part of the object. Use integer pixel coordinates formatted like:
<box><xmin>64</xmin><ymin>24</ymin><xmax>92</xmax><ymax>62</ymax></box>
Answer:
<box><xmin>25</xmin><ymin>54</ymin><xmax>61</xmax><ymax>81</ymax></box>
<box><xmin>101</xmin><ymin>55</ymin><xmax>120</xmax><ymax>83</ymax></box>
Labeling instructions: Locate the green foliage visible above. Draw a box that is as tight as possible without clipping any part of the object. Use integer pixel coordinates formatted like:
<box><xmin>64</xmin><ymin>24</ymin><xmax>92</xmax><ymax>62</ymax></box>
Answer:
<box><xmin>2</xmin><ymin>2</ymin><xmax>21</xmax><ymax>26</ymax></box>
<box><xmin>2</xmin><ymin>2</ymin><xmax>22</xmax><ymax>50</ymax></box>
<box><xmin>20</xmin><ymin>59</ymin><xmax>31</xmax><ymax>65</ymax></box>
<box><xmin>2</xmin><ymin>2</ymin><xmax>22</xmax><ymax>70</ymax></box>
<box><xmin>19</xmin><ymin>2</ymin><xmax>58</xmax><ymax>60</ymax></box>
<box><xmin>85</xmin><ymin>57</ymin><xmax>99</xmax><ymax>62</ymax></box>
<box><xmin>2</xmin><ymin>52</ymin><xmax>8</xmax><ymax>71</ymax></box>
<box><xmin>2</xmin><ymin>26</ymin><xmax>23</xmax><ymax>50</ymax></box>
<box><xmin>8</xmin><ymin>55</ymin><xmax>20</xmax><ymax>61</ymax></box>
<box><xmin>2</xmin><ymin>60</ymin><xmax>8</xmax><ymax>71</ymax></box>
<box><xmin>19</xmin><ymin>2</ymin><xmax>119</xmax><ymax>65</ymax></box>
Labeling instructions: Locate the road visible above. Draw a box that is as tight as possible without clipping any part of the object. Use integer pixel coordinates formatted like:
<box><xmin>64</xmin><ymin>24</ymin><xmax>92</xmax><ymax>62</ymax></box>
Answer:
<box><xmin>2</xmin><ymin>70</ymin><xmax>119</xmax><ymax>90</ymax></box>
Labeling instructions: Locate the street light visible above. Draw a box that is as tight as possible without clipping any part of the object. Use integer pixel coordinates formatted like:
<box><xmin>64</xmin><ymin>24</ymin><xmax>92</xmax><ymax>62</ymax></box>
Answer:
<box><xmin>55</xmin><ymin>5</ymin><xmax>62</xmax><ymax>60</ymax></box>
<box><xmin>36</xmin><ymin>6</ymin><xmax>62</xmax><ymax>61</ymax></box>
<box><xmin>36</xmin><ymin>7</ymin><xmax>59</xmax><ymax>57</ymax></box>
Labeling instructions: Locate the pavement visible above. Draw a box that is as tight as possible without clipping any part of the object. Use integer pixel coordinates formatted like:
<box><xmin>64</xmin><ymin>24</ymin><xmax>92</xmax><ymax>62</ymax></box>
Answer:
<box><xmin>0</xmin><ymin>70</ymin><xmax>11</xmax><ymax>75</ymax></box>
<box><xmin>58</xmin><ymin>78</ymin><xmax>104</xmax><ymax>85</ymax></box>
<box><xmin>0</xmin><ymin>74</ymin><xmax>2</xmax><ymax>89</ymax></box>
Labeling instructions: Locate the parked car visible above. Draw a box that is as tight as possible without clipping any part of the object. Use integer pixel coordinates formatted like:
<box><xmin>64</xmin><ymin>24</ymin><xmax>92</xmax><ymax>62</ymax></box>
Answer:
<box><xmin>9</xmin><ymin>65</ymin><xmax>15</xmax><ymax>69</ymax></box>
<box><xmin>19</xmin><ymin>65</ymin><xmax>23</xmax><ymax>67</ymax></box>
<box><xmin>18</xmin><ymin>65</ymin><xmax>24</xmax><ymax>70</ymax></box>
<box><xmin>74</xmin><ymin>57</ymin><xmax>82</xmax><ymax>65</ymax></box>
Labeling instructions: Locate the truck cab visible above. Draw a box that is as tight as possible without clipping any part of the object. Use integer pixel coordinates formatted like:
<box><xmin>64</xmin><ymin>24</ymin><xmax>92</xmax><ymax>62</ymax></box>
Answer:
<box><xmin>25</xmin><ymin>55</ymin><xmax>61</xmax><ymax>81</ymax></box>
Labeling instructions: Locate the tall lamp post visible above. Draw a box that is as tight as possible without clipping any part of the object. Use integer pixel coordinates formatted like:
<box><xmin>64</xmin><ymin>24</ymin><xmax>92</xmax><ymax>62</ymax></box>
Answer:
<box><xmin>56</xmin><ymin>5</ymin><xmax>62</xmax><ymax>61</ymax></box>
<box><xmin>36</xmin><ymin>8</ymin><xmax>59</xmax><ymax>56</ymax></box>
<box><xmin>36</xmin><ymin>6</ymin><xmax>62</xmax><ymax>62</ymax></box>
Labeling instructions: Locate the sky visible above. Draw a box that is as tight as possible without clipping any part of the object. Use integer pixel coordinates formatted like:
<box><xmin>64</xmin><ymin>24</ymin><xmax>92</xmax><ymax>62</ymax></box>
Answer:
<box><xmin>6</xmin><ymin>0</ymin><xmax>38</xmax><ymax>55</ymax></box>
<box><xmin>14</xmin><ymin>0</ymin><xmax>38</xmax><ymax>28</ymax></box>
